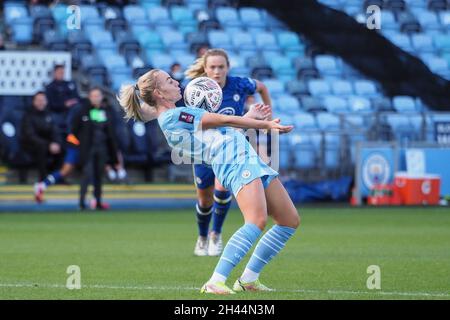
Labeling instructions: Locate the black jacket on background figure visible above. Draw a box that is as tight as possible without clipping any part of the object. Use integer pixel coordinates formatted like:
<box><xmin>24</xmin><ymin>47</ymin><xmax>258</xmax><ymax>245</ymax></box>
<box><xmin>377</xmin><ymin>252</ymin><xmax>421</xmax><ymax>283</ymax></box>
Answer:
<box><xmin>71</xmin><ymin>102</ymin><xmax>119</xmax><ymax>167</ymax></box>
<box><xmin>71</xmin><ymin>101</ymin><xmax>119</xmax><ymax>209</ymax></box>
<box><xmin>20</xmin><ymin>107</ymin><xmax>63</xmax><ymax>179</ymax></box>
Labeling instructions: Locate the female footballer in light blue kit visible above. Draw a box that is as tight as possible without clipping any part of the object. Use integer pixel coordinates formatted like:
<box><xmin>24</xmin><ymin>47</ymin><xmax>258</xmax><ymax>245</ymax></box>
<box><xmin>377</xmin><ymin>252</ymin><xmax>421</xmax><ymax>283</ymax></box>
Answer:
<box><xmin>185</xmin><ymin>49</ymin><xmax>273</xmax><ymax>257</ymax></box>
<box><xmin>118</xmin><ymin>69</ymin><xmax>300</xmax><ymax>294</ymax></box>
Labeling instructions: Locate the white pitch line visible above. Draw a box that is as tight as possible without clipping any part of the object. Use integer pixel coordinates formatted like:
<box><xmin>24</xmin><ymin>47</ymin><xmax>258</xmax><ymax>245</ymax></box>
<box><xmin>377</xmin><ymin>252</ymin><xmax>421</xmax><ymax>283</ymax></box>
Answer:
<box><xmin>0</xmin><ymin>283</ymin><xmax>449</xmax><ymax>298</ymax></box>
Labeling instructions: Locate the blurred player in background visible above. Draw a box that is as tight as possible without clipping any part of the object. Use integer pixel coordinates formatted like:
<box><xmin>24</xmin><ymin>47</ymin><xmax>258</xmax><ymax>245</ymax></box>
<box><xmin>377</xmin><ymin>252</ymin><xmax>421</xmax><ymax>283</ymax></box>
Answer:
<box><xmin>184</xmin><ymin>49</ymin><xmax>273</xmax><ymax>257</ymax></box>
<box><xmin>33</xmin><ymin>88</ymin><xmax>127</xmax><ymax>207</ymax></box>
<box><xmin>20</xmin><ymin>91</ymin><xmax>63</xmax><ymax>181</ymax></box>
<box><xmin>118</xmin><ymin>69</ymin><xmax>300</xmax><ymax>294</ymax></box>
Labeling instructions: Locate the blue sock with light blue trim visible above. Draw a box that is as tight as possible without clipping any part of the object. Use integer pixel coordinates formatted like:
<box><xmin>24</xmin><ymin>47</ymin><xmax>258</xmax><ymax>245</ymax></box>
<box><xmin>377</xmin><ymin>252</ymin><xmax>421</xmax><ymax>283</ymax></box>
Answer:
<box><xmin>196</xmin><ymin>203</ymin><xmax>213</xmax><ymax>238</ymax></box>
<box><xmin>210</xmin><ymin>223</ymin><xmax>261</xmax><ymax>282</ymax></box>
<box><xmin>211</xmin><ymin>190</ymin><xmax>232</xmax><ymax>234</ymax></box>
<box><xmin>43</xmin><ymin>171</ymin><xmax>63</xmax><ymax>187</ymax></box>
<box><xmin>241</xmin><ymin>225</ymin><xmax>296</xmax><ymax>282</ymax></box>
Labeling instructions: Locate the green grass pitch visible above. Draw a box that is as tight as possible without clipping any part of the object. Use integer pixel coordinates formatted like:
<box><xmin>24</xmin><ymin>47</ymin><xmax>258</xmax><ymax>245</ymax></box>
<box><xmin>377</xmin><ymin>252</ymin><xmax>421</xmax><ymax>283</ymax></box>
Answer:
<box><xmin>0</xmin><ymin>207</ymin><xmax>449</xmax><ymax>300</ymax></box>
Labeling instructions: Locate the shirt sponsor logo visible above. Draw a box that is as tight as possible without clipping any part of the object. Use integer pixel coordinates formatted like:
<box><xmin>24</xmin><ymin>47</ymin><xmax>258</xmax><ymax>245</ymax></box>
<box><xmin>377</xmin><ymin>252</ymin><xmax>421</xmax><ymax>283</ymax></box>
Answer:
<box><xmin>179</xmin><ymin>112</ymin><xmax>194</xmax><ymax>124</ymax></box>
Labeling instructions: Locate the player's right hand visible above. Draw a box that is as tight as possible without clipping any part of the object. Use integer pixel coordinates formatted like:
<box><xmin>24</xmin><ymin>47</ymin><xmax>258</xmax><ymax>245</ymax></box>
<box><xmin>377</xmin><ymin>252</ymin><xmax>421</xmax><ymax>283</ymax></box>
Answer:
<box><xmin>267</xmin><ymin>118</ymin><xmax>293</xmax><ymax>133</ymax></box>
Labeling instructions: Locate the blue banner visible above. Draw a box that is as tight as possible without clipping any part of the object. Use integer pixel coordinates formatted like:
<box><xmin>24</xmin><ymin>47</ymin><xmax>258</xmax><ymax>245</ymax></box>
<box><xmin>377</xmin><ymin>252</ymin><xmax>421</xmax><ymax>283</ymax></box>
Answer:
<box><xmin>358</xmin><ymin>147</ymin><xmax>395</xmax><ymax>197</ymax></box>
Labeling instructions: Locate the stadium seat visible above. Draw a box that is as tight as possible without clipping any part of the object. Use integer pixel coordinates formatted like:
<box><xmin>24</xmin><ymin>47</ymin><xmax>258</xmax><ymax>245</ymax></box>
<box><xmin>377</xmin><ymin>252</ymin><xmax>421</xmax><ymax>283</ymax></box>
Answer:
<box><xmin>386</xmin><ymin>113</ymin><xmax>417</xmax><ymax>143</ymax></box>
<box><xmin>5</xmin><ymin>4</ymin><xmax>28</xmax><ymax>26</ymax></box>
<box><xmin>123</xmin><ymin>5</ymin><xmax>148</xmax><ymax>23</ymax></box>
<box><xmin>308</xmin><ymin>79</ymin><xmax>331</xmax><ymax>96</ymax></box>
<box><xmin>215</xmin><ymin>7</ymin><xmax>243</xmax><ymax>30</ymax></box>
<box><xmin>314</xmin><ymin>55</ymin><xmax>342</xmax><ymax>77</ymax></box>
<box><xmin>347</xmin><ymin>96</ymin><xmax>372</xmax><ymax>113</ymax></box>
<box><xmin>293</xmin><ymin>112</ymin><xmax>317</xmax><ymax>130</ymax></box>
<box><xmin>43</xmin><ymin>30</ymin><xmax>68</xmax><ymax>51</ymax></box>
<box><xmin>11</xmin><ymin>17</ymin><xmax>34</xmax><ymax>44</ymax></box>
<box><xmin>79</xmin><ymin>5</ymin><xmax>100</xmax><ymax>21</ymax></box>
<box><xmin>411</xmin><ymin>33</ymin><xmax>435</xmax><ymax>53</ymax></box>
<box><xmin>331</xmin><ymin>80</ymin><xmax>353</xmax><ymax>96</ymax></box>
<box><xmin>289</xmin><ymin>134</ymin><xmax>316</xmax><ymax>169</ymax></box>
<box><xmin>392</xmin><ymin>95</ymin><xmax>417</xmax><ymax>112</ymax></box>
<box><xmin>161</xmin><ymin>31</ymin><xmax>188</xmax><ymax>51</ymax></box>
<box><xmin>276</xmin><ymin>95</ymin><xmax>301</xmax><ymax>114</ymax></box>
<box><xmin>316</xmin><ymin>112</ymin><xmax>340</xmax><ymax>130</ymax></box>
<box><xmin>433</xmin><ymin>34</ymin><xmax>450</xmax><ymax>53</ymax></box>
<box><xmin>277</xmin><ymin>31</ymin><xmax>305</xmax><ymax>58</ymax></box>
<box><xmin>239</xmin><ymin>7</ymin><xmax>266</xmax><ymax>30</ymax></box>
<box><xmin>286</xmin><ymin>80</ymin><xmax>309</xmax><ymax>98</ymax></box>
<box><xmin>322</xmin><ymin>95</ymin><xmax>349</xmax><ymax>113</ymax></box>
<box><xmin>416</xmin><ymin>11</ymin><xmax>442</xmax><ymax>31</ymax></box>
<box><xmin>262</xmin><ymin>79</ymin><xmax>285</xmax><ymax>98</ymax></box>
<box><xmin>207</xmin><ymin>31</ymin><xmax>233</xmax><ymax>51</ymax></box>
<box><xmin>353</xmin><ymin>80</ymin><xmax>379</xmax><ymax>97</ymax></box>
<box><xmin>87</xmin><ymin>30</ymin><xmax>116</xmax><ymax>50</ymax></box>
<box><xmin>147</xmin><ymin>6</ymin><xmax>174</xmax><ymax>27</ymax></box>
<box><xmin>147</xmin><ymin>53</ymin><xmax>175</xmax><ymax>71</ymax></box>
<box><xmin>254</xmin><ymin>32</ymin><xmax>280</xmax><ymax>51</ymax></box>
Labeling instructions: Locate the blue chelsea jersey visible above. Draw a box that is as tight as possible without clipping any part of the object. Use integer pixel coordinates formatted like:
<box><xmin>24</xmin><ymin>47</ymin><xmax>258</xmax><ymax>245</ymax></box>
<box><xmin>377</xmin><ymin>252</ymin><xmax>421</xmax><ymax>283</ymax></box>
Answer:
<box><xmin>177</xmin><ymin>76</ymin><xmax>257</xmax><ymax>116</ymax></box>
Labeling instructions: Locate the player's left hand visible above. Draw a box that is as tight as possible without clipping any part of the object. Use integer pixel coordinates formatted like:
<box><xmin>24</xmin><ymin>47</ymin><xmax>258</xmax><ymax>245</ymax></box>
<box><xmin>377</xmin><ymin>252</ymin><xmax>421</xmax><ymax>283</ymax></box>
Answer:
<box><xmin>245</xmin><ymin>103</ymin><xmax>272</xmax><ymax>120</ymax></box>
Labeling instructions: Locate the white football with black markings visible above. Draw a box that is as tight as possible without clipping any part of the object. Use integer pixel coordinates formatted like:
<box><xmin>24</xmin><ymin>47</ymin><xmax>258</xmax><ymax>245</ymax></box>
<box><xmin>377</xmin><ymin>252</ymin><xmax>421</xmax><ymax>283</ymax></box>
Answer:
<box><xmin>183</xmin><ymin>77</ymin><xmax>223</xmax><ymax>112</ymax></box>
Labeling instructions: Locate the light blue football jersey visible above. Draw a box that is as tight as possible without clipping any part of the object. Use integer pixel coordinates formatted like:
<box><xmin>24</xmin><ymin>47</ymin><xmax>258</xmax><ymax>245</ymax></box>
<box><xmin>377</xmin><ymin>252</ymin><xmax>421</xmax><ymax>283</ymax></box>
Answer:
<box><xmin>158</xmin><ymin>106</ymin><xmax>278</xmax><ymax>196</ymax></box>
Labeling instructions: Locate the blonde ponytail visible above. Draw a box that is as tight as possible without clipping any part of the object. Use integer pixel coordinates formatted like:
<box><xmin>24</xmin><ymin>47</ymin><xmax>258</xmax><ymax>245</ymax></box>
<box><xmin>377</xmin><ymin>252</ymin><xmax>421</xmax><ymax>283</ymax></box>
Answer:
<box><xmin>117</xmin><ymin>69</ymin><xmax>161</xmax><ymax>122</ymax></box>
<box><xmin>117</xmin><ymin>84</ymin><xmax>144</xmax><ymax>122</ymax></box>
<box><xmin>185</xmin><ymin>55</ymin><xmax>207</xmax><ymax>79</ymax></box>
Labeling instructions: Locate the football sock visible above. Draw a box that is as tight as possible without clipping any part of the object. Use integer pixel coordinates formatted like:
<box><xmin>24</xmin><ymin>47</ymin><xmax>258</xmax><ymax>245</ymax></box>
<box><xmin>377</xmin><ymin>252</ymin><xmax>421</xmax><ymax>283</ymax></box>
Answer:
<box><xmin>242</xmin><ymin>225</ymin><xmax>296</xmax><ymax>282</ymax></box>
<box><xmin>211</xmin><ymin>190</ymin><xmax>232</xmax><ymax>234</ymax></box>
<box><xmin>212</xmin><ymin>223</ymin><xmax>261</xmax><ymax>281</ymax></box>
<box><xmin>43</xmin><ymin>171</ymin><xmax>63</xmax><ymax>187</ymax></box>
<box><xmin>196</xmin><ymin>203</ymin><xmax>213</xmax><ymax>238</ymax></box>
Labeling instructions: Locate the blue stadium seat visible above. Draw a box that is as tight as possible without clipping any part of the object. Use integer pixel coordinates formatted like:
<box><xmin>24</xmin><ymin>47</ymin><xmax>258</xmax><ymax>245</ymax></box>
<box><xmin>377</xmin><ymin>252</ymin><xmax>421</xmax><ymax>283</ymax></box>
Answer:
<box><xmin>411</xmin><ymin>33</ymin><xmax>434</xmax><ymax>53</ymax></box>
<box><xmin>277</xmin><ymin>31</ymin><xmax>304</xmax><ymax>58</ymax></box>
<box><xmin>239</xmin><ymin>7</ymin><xmax>265</xmax><ymax>30</ymax></box>
<box><xmin>387</xmin><ymin>32</ymin><xmax>413</xmax><ymax>52</ymax></box>
<box><xmin>290</xmin><ymin>134</ymin><xmax>316</xmax><ymax>169</ymax></box>
<box><xmin>11</xmin><ymin>17</ymin><xmax>34</xmax><ymax>44</ymax></box>
<box><xmin>380</xmin><ymin>11</ymin><xmax>398</xmax><ymax>30</ymax></box>
<box><xmin>386</xmin><ymin>113</ymin><xmax>417</xmax><ymax>143</ymax></box>
<box><xmin>184</xmin><ymin>0</ymin><xmax>208</xmax><ymax>11</ymax></box>
<box><xmin>170</xmin><ymin>5</ymin><xmax>196</xmax><ymax>32</ymax></box>
<box><xmin>137</xmin><ymin>31</ymin><xmax>164</xmax><ymax>53</ymax></box>
<box><xmin>276</xmin><ymin>95</ymin><xmax>301</xmax><ymax>114</ymax></box>
<box><xmin>439</xmin><ymin>11</ymin><xmax>450</xmax><ymax>29</ymax></box>
<box><xmin>392</xmin><ymin>96</ymin><xmax>417</xmax><ymax>112</ymax></box>
<box><xmin>323</xmin><ymin>134</ymin><xmax>340</xmax><ymax>169</ymax></box>
<box><xmin>231</xmin><ymin>32</ymin><xmax>254</xmax><ymax>52</ymax></box>
<box><xmin>123</xmin><ymin>120</ymin><xmax>150</xmax><ymax>165</ymax></box>
<box><xmin>308</xmin><ymin>79</ymin><xmax>331</xmax><ymax>96</ymax></box>
<box><xmin>5</xmin><ymin>4</ymin><xmax>28</xmax><ymax>26</ymax></box>
<box><xmin>268</xmin><ymin>55</ymin><xmax>296</xmax><ymax>81</ymax></box>
<box><xmin>263</xmin><ymin>79</ymin><xmax>285</xmax><ymax>98</ymax></box>
<box><xmin>322</xmin><ymin>95</ymin><xmax>349</xmax><ymax>113</ymax></box>
<box><xmin>215</xmin><ymin>7</ymin><xmax>243</xmax><ymax>30</ymax></box>
<box><xmin>285</xmin><ymin>80</ymin><xmax>308</xmax><ymax>98</ymax></box>
<box><xmin>207</xmin><ymin>31</ymin><xmax>233</xmax><ymax>51</ymax></box>
<box><xmin>161</xmin><ymin>31</ymin><xmax>188</xmax><ymax>52</ymax></box>
<box><xmin>147</xmin><ymin>53</ymin><xmax>175</xmax><ymax>71</ymax></box>
<box><xmin>254</xmin><ymin>32</ymin><xmax>280</xmax><ymax>51</ymax></box>
<box><xmin>353</xmin><ymin>80</ymin><xmax>378</xmax><ymax>97</ymax></box>
<box><xmin>316</xmin><ymin>112</ymin><xmax>340</xmax><ymax>130</ymax></box>
<box><xmin>79</xmin><ymin>5</ymin><xmax>100</xmax><ymax>21</ymax></box>
<box><xmin>173</xmin><ymin>53</ymin><xmax>196</xmax><ymax>69</ymax></box>
<box><xmin>416</xmin><ymin>10</ymin><xmax>442</xmax><ymax>31</ymax></box>
<box><xmin>50</xmin><ymin>3</ymin><xmax>67</xmax><ymax>23</ymax></box>
<box><xmin>103</xmin><ymin>54</ymin><xmax>127</xmax><ymax>72</ymax></box>
<box><xmin>314</xmin><ymin>55</ymin><xmax>342</xmax><ymax>77</ymax></box>
<box><xmin>331</xmin><ymin>80</ymin><xmax>353</xmax><ymax>96</ymax></box>
<box><xmin>147</xmin><ymin>6</ymin><xmax>173</xmax><ymax>27</ymax></box>
<box><xmin>433</xmin><ymin>34</ymin><xmax>450</xmax><ymax>53</ymax></box>
<box><xmin>423</xmin><ymin>56</ymin><xmax>449</xmax><ymax>76</ymax></box>
<box><xmin>347</xmin><ymin>96</ymin><xmax>372</xmax><ymax>113</ymax></box>
<box><xmin>87</xmin><ymin>30</ymin><xmax>116</xmax><ymax>50</ymax></box>
<box><xmin>123</xmin><ymin>5</ymin><xmax>147</xmax><ymax>22</ymax></box>
<box><xmin>293</xmin><ymin>113</ymin><xmax>317</xmax><ymax>130</ymax></box>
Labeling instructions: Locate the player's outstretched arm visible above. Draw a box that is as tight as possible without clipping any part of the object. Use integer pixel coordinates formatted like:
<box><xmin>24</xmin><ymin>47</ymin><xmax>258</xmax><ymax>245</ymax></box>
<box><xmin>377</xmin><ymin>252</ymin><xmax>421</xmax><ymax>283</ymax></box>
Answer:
<box><xmin>200</xmin><ymin>113</ymin><xmax>293</xmax><ymax>133</ymax></box>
